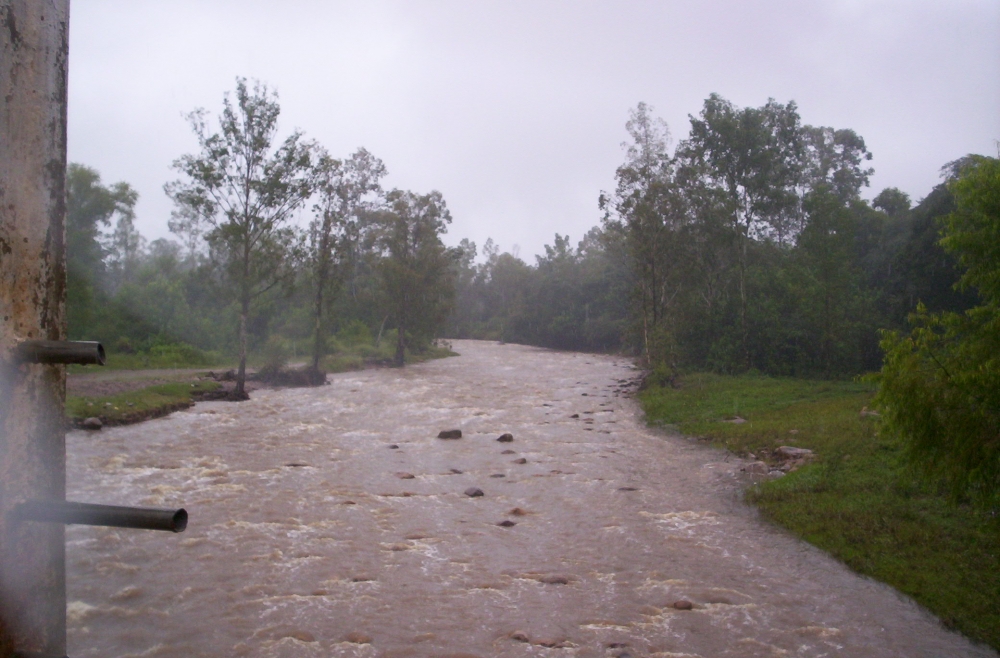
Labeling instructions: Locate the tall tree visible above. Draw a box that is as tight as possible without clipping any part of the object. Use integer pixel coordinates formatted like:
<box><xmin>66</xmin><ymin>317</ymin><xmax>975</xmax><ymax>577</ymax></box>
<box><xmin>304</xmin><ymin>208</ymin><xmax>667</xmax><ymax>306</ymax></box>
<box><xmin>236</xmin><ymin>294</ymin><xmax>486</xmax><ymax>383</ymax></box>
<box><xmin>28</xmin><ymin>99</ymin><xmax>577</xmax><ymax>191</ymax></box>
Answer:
<box><xmin>308</xmin><ymin>148</ymin><xmax>386</xmax><ymax>372</ymax></box>
<box><xmin>600</xmin><ymin>102</ymin><xmax>686</xmax><ymax>365</ymax></box>
<box><xmin>374</xmin><ymin>189</ymin><xmax>455</xmax><ymax>366</ymax></box>
<box><xmin>65</xmin><ymin>163</ymin><xmax>138</xmax><ymax>337</ymax></box>
<box><xmin>165</xmin><ymin>77</ymin><xmax>316</xmax><ymax>396</ymax></box>
<box><xmin>678</xmin><ymin>94</ymin><xmax>804</xmax><ymax>368</ymax></box>
<box><xmin>874</xmin><ymin>155</ymin><xmax>1000</xmax><ymax>505</ymax></box>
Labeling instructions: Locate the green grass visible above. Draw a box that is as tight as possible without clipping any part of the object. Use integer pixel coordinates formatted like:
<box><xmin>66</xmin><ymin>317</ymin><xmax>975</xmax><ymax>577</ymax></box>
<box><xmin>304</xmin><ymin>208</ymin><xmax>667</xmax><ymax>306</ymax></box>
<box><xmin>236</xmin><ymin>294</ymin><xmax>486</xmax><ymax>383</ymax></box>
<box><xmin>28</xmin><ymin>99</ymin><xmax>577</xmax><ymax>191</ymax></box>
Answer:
<box><xmin>321</xmin><ymin>338</ymin><xmax>458</xmax><ymax>373</ymax></box>
<box><xmin>68</xmin><ymin>348</ymin><xmax>230</xmax><ymax>372</ymax></box>
<box><xmin>66</xmin><ymin>381</ymin><xmax>221</xmax><ymax>426</ymax></box>
<box><xmin>641</xmin><ymin>372</ymin><xmax>1000</xmax><ymax>651</ymax></box>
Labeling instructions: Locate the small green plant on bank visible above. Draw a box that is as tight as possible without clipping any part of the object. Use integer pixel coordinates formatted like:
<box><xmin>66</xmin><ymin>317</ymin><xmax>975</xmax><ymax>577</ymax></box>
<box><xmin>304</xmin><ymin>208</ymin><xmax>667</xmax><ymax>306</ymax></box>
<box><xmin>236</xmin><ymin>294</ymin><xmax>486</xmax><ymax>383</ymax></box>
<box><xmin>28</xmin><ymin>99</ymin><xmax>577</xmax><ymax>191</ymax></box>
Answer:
<box><xmin>66</xmin><ymin>381</ymin><xmax>221</xmax><ymax>426</ymax></box>
<box><xmin>640</xmin><ymin>373</ymin><xmax>1000</xmax><ymax>651</ymax></box>
<box><xmin>320</xmin><ymin>330</ymin><xmax>457</xmax><ymax>373</ymax></box>
<box><xmin>68</xmin><ymin>340</ymin><xmax>229</xmax><ymax>372</ymax></box>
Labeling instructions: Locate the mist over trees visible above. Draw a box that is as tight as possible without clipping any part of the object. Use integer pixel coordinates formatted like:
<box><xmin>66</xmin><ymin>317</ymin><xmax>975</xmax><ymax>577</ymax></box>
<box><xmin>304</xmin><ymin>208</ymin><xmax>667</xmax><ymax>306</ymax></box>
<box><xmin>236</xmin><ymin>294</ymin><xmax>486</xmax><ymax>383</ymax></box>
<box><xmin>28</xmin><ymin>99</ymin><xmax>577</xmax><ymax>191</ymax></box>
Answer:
<box><xmin>446</xmin><ymin>97</ymin><xmax>987</xmax><ymax>382</ymax></box>
<box><xmin>67</xmin><ymin>78</ymin><xmax>457</xmax><ymax>373</ymax></box>
<box><xmin>165</xmin><ymin>79</ymin><xmax>317</xmax><ymax>395</ymax></box>
<box><xmin>66</xmin><ymin>87</ymin><xmax>989</xmax><ymax>390</ymax></box>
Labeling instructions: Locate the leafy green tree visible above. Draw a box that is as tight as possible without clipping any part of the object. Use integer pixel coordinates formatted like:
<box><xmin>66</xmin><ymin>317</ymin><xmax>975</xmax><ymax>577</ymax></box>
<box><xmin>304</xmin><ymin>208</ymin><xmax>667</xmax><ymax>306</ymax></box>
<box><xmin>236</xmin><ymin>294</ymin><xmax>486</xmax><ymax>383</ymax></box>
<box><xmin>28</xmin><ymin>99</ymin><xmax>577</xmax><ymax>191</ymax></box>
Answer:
<box><xmin>65</xmin><ymin>163</ymin><xmax>138</xmax><ymax>338</ymax></box>
<box><xmin>873</xmin><ymin>187</ymin><xmax>911</xmax><ymax>218</ymax></box>
<box><xmin>678</xmin><ymin>94</ymin><xmax>804</xmax><ymax>367</ymax></box>
<box><xmin>874</xmin><ymin>155</ymin><xmax>1000</xmax><ymax>505</ymax></box>
<box><xmin>165</xmin><ymin>78</ymin><xmax>316</xmax><ymax>396</ymax></box>
<box><xmin>308</xmin><ymin>148</ymin><xmax>386</xmax><ymax>372</ymax></box>
<box><xmin>600</xmin><ymin>102</ymin><xmax>687</xmax><ymax>365</ymax></box>
<box><xmin>795</xmin><ymin>187</ymin><xmax>867</xmax><ymax>375</ymax></box>
<box><xmin>374</xmin><ymin>189</ymin><xmax>456</xmax><ymax>366</ymax></box>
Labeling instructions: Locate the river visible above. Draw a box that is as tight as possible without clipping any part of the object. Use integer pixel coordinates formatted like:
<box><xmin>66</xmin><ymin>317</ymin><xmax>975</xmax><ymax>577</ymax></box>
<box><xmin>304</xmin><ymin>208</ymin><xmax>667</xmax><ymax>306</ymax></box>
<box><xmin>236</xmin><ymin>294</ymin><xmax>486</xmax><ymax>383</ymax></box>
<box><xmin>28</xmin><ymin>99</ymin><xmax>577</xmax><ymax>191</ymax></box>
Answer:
<box><xmin>66</xmin><ymin>340</ymin><xmax>994</xmax><ymax>657</ymax></box>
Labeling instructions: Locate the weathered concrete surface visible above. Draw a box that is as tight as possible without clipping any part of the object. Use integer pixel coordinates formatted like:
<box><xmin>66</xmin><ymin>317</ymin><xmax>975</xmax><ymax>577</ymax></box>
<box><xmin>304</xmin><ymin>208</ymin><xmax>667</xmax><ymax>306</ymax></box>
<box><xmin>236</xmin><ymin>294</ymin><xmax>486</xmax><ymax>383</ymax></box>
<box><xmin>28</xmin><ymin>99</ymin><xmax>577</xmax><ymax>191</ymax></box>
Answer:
<box><xmin>66</xmin><ymin>341</ymin><xmax>995</xmax><ymax>657</ymax></box>
<box><xmin>0</xmin><ymin>2</ymin><xmax>70</xmax><ymax>656</ymax></box>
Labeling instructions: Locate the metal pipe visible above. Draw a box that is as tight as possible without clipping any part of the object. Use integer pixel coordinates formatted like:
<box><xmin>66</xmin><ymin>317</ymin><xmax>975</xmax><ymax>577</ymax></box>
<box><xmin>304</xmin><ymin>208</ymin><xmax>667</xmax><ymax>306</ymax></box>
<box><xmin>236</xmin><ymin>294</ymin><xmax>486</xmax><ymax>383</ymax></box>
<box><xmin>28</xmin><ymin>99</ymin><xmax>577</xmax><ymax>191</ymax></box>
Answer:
<box><xmin>14</xmin><ymin>341</ymin><xmax>106</xmax><ymax>366</ymax></box>
<box><xmin>15</xmin><ymin>501</ymin><xmax>187</xmax><ymax>533</ymax></box>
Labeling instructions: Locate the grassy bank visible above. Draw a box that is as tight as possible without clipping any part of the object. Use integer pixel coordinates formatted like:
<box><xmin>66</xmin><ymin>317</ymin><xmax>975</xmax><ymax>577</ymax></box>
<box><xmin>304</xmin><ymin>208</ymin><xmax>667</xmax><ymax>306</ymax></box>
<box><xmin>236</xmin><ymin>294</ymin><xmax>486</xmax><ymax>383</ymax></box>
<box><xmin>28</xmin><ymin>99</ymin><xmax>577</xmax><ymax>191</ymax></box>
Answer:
<box><xmin>66</xmin><ymin>381</ymin><xmax>222</xmax><ymax>427</ymax></box>
<box><xmin>640</xmin><ymin>373</ymin><xmax>1000</xmax><ymax>651</ymax></box>
<box><xmin>321</xmin><ymin>336</ymin><xmax>458</xmax><ymax>372</ymax></box>
<box><xmin>66</xmin><ymin>338</ymin><xmax>458</xmax><ymax>427</ymax></box>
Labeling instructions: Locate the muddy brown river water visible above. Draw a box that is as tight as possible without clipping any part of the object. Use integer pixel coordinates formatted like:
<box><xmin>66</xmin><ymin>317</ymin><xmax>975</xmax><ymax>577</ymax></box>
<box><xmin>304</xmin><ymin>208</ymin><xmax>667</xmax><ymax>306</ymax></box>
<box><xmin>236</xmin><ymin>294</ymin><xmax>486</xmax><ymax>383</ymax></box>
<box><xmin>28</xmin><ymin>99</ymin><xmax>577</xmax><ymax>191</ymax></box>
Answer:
<box><xmin>66</xmin><ymin>340</ymin><xmax>994</xmax><ymax>657</ymax></box>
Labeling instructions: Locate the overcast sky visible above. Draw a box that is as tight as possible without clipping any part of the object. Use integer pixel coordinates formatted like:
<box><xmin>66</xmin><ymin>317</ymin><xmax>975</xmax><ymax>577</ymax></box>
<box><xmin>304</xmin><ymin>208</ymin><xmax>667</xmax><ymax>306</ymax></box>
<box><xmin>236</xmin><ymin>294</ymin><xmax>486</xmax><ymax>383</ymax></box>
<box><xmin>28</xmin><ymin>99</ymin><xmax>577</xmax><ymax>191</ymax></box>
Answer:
<box><xmin>67</xmin><ymin>0</ymin><xmax>1000</xmax><ymax>261</ymax></box>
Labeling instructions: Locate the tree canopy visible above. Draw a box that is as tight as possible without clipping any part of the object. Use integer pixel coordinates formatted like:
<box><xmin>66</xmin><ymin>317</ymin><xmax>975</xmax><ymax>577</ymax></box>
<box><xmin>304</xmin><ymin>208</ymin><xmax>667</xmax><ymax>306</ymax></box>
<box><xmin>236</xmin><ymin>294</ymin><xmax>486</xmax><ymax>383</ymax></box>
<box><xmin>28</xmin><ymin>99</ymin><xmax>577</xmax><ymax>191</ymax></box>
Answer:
<box><xmin>873</xmin><ymin>156</ymin><xmax>1000</xmax><ymax>505</ymax></box>
<box><xmin>165</xmin><ymin>77</ymin><xmax>316</xmax><ymax>395</ymax></box>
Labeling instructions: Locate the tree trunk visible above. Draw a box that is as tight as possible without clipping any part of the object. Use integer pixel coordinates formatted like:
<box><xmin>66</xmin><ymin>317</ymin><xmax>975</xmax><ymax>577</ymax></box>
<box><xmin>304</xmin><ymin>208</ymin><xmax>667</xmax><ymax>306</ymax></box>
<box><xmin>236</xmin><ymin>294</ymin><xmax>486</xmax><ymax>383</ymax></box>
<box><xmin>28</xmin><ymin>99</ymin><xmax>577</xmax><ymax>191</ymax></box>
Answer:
<box><xmin>394</xmin><ymin>320</ymin><xmax>406</xmax><ymax>367</ymax></box>
<box><xmin>312</xmin><ymin>277</ymin><xmax>325</xmax><ymax>372</ymax></box>
<box><xmin>236</xmin><ymin>295</ymin><xmax>249</xmax><ymax>397</ymax></box>
<box><xmin>738</xmin><ymin>229</ymin><xmax>751</xmax><ymax>371</ymax></box>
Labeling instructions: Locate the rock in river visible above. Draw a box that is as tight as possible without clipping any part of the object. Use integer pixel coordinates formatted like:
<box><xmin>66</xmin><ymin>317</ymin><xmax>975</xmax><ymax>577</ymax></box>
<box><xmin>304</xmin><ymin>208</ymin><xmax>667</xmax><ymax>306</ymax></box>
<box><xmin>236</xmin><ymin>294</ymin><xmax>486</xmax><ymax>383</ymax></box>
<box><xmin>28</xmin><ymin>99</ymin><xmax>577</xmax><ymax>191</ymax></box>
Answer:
<box><xmin>438</xmin><ymin>429</ymin><xmax>462</xmax><ymax>439</ymax></box>
<box><xmin>464</xmin><ymin>487</ymin><xmax>484</xmax><ymax>497</ymax></box>
<box><xmin>776</xmin><ymin>445</ymin><xmax>814</xmax><ymax>459</ymax></box>
<box><xmin>81</xmin><ymin>417</ymin><xmax>102</xmax><ymax>430</ymax></box>
<box><xmin>496</xmin><ymin>433</ymin><xmax>514</xmax><ymax>442</ymax></box>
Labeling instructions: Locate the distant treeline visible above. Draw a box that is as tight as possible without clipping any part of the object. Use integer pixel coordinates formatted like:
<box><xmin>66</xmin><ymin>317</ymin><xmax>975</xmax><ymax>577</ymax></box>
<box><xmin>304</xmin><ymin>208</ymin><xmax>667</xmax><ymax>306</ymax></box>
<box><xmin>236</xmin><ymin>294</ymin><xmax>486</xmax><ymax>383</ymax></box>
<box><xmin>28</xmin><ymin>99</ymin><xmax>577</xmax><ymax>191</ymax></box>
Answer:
<box><xmin>445</xmin><ymin>98</ymin><xmax>981</xmax><ymax>379</ymax></box>
<box><xmin>66</xmin><ymin>87</ymin><xmax>984</xmax><ymax>382</ymax></box>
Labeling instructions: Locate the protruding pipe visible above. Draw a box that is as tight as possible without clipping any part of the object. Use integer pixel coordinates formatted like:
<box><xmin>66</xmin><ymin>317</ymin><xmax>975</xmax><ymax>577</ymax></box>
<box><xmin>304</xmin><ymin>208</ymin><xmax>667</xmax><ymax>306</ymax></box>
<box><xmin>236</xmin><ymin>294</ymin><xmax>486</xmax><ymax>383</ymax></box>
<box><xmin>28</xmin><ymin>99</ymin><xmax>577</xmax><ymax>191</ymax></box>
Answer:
<box><xmin>14</xmin><ymin>340</ymin><xmax>106</xmax><ymax>366</ymax></box>
<box><xmin>15</xmin><ymin>501</ymin><xmax>187</xmax><ymax>533</ymax></box>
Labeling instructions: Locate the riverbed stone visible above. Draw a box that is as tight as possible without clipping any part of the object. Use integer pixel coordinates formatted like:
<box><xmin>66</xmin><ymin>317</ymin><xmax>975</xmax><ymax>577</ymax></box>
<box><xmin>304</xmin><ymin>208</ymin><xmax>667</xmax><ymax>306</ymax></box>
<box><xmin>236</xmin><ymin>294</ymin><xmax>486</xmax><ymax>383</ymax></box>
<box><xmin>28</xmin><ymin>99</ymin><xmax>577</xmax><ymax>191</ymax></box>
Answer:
<box><xmin>464</xmin><ymin>487</ymin><xmax>484</xmax><ymax>497</ymax></box>
<box><xmin>673</xmin><ymin>600</ymin><xmax>693</xmax><ymax>610</ymax></box>
<box><xmin>513</xmin><ymin>457</ymin><xmax>527</xmax><ymax>464</ymax></box>
<box><xmin>438</xmin><ymin>429</ymin><xmax>462</xmax><ymax>439</ymax></box>
<box><xmin>776</xmin><ymin>445</ymin><xmax>814</xmax><ymax>459</ymax></box>
<box><xmin>501</xmin><ymin>449</ymin><xmax>516</xmax><ymax>454</ymax></box>
<box><xmin>344</xmin><ymin>632</ymin><xmax>372</xmax><ymax>644</ymax></box>
<box><xmin>396</xmin><ymin>472</ymin><xmax>415</xmax><ymax>479</ymax></box>
<box><xmin>741</xmin><ymin>461</ymin><xmax>769</xmax><ymax>474</ymax></box>
<box><xmin>497</xmin><ymin>520</ymin><xmax>516</xmax><ymax>527</ymax></box>
<box><xmin>497</xmin><ymin>433</ymin><xmax>514</xmax><ymax>442</ymax></box>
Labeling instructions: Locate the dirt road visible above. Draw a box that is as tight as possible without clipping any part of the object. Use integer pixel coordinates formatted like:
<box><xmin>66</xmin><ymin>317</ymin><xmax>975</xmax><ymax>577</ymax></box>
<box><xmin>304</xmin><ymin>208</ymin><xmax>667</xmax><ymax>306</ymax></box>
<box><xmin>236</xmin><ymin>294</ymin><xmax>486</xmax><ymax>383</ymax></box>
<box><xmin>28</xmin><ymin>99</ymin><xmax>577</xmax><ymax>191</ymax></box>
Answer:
<box><xmin>66</xmin><ymin>340</ymin><xmax>994</xmax><ymax>657</ymax></box>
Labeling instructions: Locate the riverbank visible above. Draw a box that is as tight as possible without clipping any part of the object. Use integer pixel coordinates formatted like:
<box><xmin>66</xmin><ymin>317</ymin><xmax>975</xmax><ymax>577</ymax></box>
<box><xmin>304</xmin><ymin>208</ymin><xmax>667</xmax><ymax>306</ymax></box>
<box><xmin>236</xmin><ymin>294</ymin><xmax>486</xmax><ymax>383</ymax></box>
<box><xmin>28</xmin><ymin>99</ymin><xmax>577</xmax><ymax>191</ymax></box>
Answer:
<box><xmin>65</xmin><ymin>343</ymin><xmax>458</xmax><ymax>428</ymax></box>
<box><xmin>640</xmin><ymin>372</ymin><xmax>1000</xmax><ymax>651</ymax></box>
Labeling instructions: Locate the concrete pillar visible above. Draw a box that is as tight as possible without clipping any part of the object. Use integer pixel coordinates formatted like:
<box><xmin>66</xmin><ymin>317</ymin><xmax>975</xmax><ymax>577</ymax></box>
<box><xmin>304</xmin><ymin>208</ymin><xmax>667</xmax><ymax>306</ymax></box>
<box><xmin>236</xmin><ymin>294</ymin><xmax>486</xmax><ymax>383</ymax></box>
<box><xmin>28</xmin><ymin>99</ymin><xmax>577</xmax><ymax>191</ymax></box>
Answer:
<box><xmin>0</xmin><ymin>2</ymin><xmax>71</xmax><ymax>656</ymax></box>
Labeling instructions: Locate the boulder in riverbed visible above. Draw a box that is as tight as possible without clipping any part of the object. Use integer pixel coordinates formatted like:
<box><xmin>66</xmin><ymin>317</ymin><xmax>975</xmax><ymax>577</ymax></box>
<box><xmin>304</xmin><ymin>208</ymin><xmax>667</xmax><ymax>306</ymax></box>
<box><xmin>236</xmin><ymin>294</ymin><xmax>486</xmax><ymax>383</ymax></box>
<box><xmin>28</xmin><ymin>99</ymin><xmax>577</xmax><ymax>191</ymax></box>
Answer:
<box><xmin>741</xmin><ymin>461</ymin><xmax>769</xmax><ymax>474</ymax></box>
<box><xmin>776</xmin><ymin>445</ymin><xmax>814</xmax><ymax>459</ymax></box>
<box><xmin>438</xmin><ymin>429</ymin><xmax>462</xmax><ymax>439</ymax></box>
<box><xmin>496</xmin><ymin>433</ymin><xmax>514</xmax><ymax>442</ymax></box>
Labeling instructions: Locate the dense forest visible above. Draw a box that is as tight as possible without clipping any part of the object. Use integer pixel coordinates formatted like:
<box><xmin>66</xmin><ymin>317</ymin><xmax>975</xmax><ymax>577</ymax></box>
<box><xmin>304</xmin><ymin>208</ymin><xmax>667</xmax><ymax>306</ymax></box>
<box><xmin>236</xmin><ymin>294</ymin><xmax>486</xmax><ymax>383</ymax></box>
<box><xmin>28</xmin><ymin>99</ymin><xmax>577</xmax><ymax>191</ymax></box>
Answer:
<box><xmin>68</xmin><ymin>83</ymin><xmax>983</xmax><ymax>384</ymax></box>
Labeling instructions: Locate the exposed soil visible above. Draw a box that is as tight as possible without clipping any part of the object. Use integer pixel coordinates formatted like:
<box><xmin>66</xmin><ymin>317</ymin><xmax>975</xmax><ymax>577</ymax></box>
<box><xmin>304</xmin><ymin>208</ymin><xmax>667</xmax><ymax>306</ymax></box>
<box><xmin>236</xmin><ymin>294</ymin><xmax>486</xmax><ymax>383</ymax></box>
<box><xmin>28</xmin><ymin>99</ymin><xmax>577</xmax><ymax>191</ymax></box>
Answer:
<box><xmin>66</xmin><ymin>369</ymin><xmax>266</xmax><ymax>400</ymax></box>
